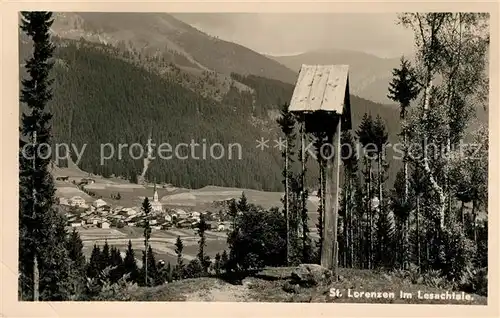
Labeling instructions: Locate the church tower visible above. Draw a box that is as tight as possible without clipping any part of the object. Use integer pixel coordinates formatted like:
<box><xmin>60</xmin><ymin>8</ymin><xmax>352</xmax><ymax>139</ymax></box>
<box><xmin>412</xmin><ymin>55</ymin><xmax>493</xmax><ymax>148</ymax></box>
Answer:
<box><xmin>153</xmin><ymin>183</ymin><xmax>159</xmax><ymax>202</ymax></box>
<box><xmin>151</xmin><ymin>182</ymin><xmax>163</xmax><ymax>213</ymax></box>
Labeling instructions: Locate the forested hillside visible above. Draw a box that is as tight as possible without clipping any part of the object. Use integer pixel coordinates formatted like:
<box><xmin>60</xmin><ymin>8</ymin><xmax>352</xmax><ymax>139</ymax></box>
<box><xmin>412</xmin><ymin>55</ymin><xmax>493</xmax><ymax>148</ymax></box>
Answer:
<box><xmin>20</xmin><ymin>39</ymin><xmax>409</xmax><ymax>191</ymax></box>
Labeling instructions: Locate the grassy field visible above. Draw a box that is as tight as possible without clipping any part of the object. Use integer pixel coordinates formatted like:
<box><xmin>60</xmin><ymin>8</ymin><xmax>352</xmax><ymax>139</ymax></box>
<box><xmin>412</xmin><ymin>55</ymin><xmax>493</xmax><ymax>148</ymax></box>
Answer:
<box><xmin>129</xmin><ymin>267</ymin><xmax>487</xmax><ymax>304</ymax></box>
<box><xmin>79</xmin><ymin>227</ymin><xmax>228</xmax><ymax>266</ymax></box>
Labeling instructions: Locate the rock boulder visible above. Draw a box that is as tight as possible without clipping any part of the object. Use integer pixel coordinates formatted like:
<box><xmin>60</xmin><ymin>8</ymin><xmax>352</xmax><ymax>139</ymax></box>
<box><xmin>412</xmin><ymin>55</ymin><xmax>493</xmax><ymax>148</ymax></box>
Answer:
<box><xmin>290</xmin><ymin>264</ymin><xmax>332</xmax><ymax>287</ymax></box>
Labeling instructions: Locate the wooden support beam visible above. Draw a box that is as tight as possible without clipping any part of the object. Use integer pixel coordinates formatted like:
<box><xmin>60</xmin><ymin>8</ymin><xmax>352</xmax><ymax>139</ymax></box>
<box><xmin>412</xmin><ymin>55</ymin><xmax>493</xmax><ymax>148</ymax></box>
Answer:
<box><xmin>321</xmin><ymin>115</ymin><xmax>341</xmax><ymax>280</ymax></box>
<box><xmin>332</xmin><ymin>114</ymin><xmax>341</xmax><ymax>279</ymax></box>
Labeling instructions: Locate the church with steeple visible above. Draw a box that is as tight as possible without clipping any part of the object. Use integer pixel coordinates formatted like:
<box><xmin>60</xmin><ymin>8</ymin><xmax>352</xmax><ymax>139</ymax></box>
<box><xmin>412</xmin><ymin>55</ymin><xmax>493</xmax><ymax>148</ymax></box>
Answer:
<box><xmin>151</xmin><ymin>183</ymin><xmax>163</xmax><ymax>213</ymax></box>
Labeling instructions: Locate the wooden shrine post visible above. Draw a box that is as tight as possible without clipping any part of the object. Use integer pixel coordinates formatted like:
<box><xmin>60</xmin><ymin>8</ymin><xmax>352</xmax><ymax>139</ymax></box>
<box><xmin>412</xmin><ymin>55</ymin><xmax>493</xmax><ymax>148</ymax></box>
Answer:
<box><xmin>322</xmin><ymin>115</ymin><xmax>341</xmax><ymax>275</ymax></box>
<box><xmin>288</xmin><ymin>64</ymin><xmax>352</xmax><ymax>280</ymax></box>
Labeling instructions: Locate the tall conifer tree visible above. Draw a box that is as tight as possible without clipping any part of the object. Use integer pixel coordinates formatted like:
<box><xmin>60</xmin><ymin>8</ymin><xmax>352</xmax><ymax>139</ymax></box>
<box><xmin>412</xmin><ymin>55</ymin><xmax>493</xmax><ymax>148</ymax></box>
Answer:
<box><xmin>142</xmin><ymin>197</ymin><xmax>152</xmax><ymax>286</ymax></box>
<box><xmin>19</xmin><ymin>11</ymin><xmax>74</xmax><ymax>300</ymax></box>
<box><xmin>276</xmin><ymin>102</ymin><xmax>296</xmax><ymax>265</ymax></box>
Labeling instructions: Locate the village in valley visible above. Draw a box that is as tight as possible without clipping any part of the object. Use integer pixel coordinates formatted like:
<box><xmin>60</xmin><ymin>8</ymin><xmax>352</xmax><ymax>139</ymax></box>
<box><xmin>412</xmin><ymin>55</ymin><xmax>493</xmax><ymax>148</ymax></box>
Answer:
<box><xmin>59</xmin><ymin>180</ymin><xmax>228</xmax><ymax>233</ymax></box>
<box><xmin>53</xmin><ymin>161</ymin><xmax>238</xmax><ymax>265</ymax></box>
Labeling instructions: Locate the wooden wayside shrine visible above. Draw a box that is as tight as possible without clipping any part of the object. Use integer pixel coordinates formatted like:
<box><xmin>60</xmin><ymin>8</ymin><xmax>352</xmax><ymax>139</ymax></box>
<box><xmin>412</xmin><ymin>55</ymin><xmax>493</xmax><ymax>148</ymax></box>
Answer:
<box><xmin>288</xmin><ymin>64</ymin><xmax>352</xmax><ymax>279</ymax></box>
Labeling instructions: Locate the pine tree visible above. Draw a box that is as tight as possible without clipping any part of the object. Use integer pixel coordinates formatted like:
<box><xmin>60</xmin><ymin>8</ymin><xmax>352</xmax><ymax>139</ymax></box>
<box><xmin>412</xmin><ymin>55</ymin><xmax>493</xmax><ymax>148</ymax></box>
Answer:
<box><xmin>237</xmin><ymin>192</ymin><xmax>249</xmax><ymax>212</ymax></box>
<box><xmin>340</xmin><ymin>131</ymin><xmax>358</xmax><ymax>268</ymax></box>
<box><xmin>174</xmin><ymin>236</ymin><xmax>184</xmax><ymax>279</ymax></box>
<box><xmin>100</xmin><ymin>240</ymin><xmax>111</xmax><ymax>270</ymax></box>
<box><xmin>123</xmin><ymin>240</ymin><xmax>139</xmax><ymax>282</ymax></box>
<box><xmin>388</xmin><ymin>56</ymin><xmax>420</xmax><ymax>121</ymax></box>
<box><xmin>375</xmin><ymin>206</ymin><xmax>395</xmax><ymax>268</ymax></box>
<box><xmin>388</xmin><ymin>56</ymin><xmax>420</xmax><ymax>269</ymax></box>
<box><xmin>372</xmin><ymin>115</ymin><xmax>389</xmax><ymax>209</ymax></box>
<box><xmin>214</xmin><ymin>253</ymin><xmax>222</xmax><ymax>275</ymax></box>
<box><xmin>276</xmin><ymin>102</ymin><xmax>296</xmax><ymax>265</ymax></box>
<box><xmin>19</xmin><ymin>11</ymin><xmax>74</xmax><ymax>301</ymax></box>
<box><xmin>141</xmin><ymin>246</ymin><xmax>158</xmax><ymax>286</ymax></box>
<box><xmin>166</xmin><ymin>262</ymin><xmax>173</xmax><ymax>283</ymax></box>
<box><xmin>110</xmin><ymin>246</ymin><xmax>123</xmax><ymax>267</ymax></box>
<box><xmin>142</xmin><ymin>197</ymin><xmax>152</xmax><ymax>286</ymax></box>
<box><xmin>410</xmin><ymin>166</ymin><xmax>429</xmax><ymax>270</ymax></box>
<box><xmin>197</xmin><ymin>215</ymin><xmax>211</xmax><ymax>273</ymax></box>
<box><xmin>356</xmin><ymin>113</ymin><xmax>376</xmax><ymax>269</ymax></box>
<box><xmin>221</xmin><ymin>250</ymin><xmax>229</xmax><ymax>273</ymax></box>
<box><xmin>294</xmin><ymin>114</ymin><xmax>311</xmax><ymax>263</ymax></box>
<box><xmin>66</xmin><ymin>229</ymin><xmax>86</xmax><ymax>296</ymax></box>
<box><xmin>228</xmin><ymin>199</ymin><xmax>238</xmax><ymax>229</ymax></box>
<box><xmin>87</xmin><ymin>244</ymin><xmax>101</xmax><ymax>279</ymax></box>
<box><xmin>108</xmin><ymin>246</ymin><xmax>124</xmax><ymax>283</ymax></box>
<box><xmin>387</xmin><ymin>56</ymin><xmax>419</xmax><ymax>205</ymax></box>
<box><xmin>391</xmin><ymin>170</ymin><xmax>412</xmax><ymax>269</ymax></box>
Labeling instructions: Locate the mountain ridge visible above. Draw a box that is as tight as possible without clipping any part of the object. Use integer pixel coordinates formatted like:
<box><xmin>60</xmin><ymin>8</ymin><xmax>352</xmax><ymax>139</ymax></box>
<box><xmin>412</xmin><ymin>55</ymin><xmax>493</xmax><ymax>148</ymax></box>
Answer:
<box><xmin>50</xmin><ymin>12</ymin><xmax>298</xmax><ymax>85</ymax></box>
<box><xmin>266</xmin><ymin>48</ymin><xmax>404</xmax><ymax>105</ymax></box>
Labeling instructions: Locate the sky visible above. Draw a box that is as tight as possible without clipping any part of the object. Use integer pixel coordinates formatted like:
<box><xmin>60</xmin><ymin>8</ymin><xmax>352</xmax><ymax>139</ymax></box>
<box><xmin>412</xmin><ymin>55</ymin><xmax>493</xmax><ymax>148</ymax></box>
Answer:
<box><xmin>173</xmin><ymin>13</ymin><xmax>415</xmax><ymax>58</ymax></box>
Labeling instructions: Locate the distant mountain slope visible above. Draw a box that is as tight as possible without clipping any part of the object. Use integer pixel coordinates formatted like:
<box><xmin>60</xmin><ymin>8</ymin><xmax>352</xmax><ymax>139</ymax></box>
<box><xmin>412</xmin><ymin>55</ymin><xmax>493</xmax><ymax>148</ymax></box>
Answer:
<box><xmin>19</xmin><ymin>37</ymin><xmax>407</xmax><ymax>190</ymax></box>
<box><xmin>267</xmin><ymin>49</ymin><xmax>402</xmax><ymax>104</ymax></box>
<box><xmin>50</xmin><ymin>12</ymin><xmax>298</xmax><ymax>84</ymax></box>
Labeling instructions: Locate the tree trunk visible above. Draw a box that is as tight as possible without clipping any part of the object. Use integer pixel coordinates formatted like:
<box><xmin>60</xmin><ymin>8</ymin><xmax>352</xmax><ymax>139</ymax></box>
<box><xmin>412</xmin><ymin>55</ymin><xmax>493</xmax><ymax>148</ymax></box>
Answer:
<box><xmin>368</xmin><ymin>164</ymin><xmax>373</xmax><ymax>269</ymax></box>
<box><xmin>343</xmin><ymin>173</ymin><xmax>349</xmax><ymax>268</ymax></box>
<box><xmin>421</xmin><ymin>76</ymin><xmax>446</xmax><ymax>230</ymax></box>
<box><xmin>33</xmin><ymin>254</ymin><xmax>39</xmax><ymax>301</ymax></box>
<box><xmin>145</xmin><ymin>240</ymin><xmax>149</xmax><ymax>286</ymax></box>
<box><xmin>460</xmin><ymin>201</ymin><xmax>465</xmax><ymax>225</ymax></box>
<box><xmin>472</xmin><ymin>200</ymin><xmax>477</xmax><ymax>243</ymax></box>
<box><xmin>349</xmin><ymin>178</ymin><xmax>354</xmax><ymax>268</ymax></box>
<box><xmin>378</xmin><ymin>154</ymin><xmax>383</xmax><ymax>212</ymax></box>
<box><xmin>403</xmin><ymin>125</ymin><xmax>408</xmax><ymax>203</ymax></box>
<box><xmin>416</xmin><ymin>195</ymin><xmax>421</xmax><ymax>271</ymax></box>
<box><xmin>285</xmin><ymin>146</ymin><xmax>290</xmax><ymax>265</ymax></box>
<box><xmin>32</xmin><ymin>131</ymin><xmax>39</xmax><ymax>301</ymax></box>
<box><xmin>300</xmin><ymin>121</ymin><xmax>308</xmax><ymax>261</ymax></box>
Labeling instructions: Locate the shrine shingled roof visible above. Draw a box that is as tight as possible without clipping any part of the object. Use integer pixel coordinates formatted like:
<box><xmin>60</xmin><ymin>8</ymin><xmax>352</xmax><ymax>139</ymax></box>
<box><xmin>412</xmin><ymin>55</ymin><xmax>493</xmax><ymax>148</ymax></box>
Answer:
<box><xmin>289</xmin><ymin>64</ymin><xmax>350</xmax><ymax>114</ymax></box>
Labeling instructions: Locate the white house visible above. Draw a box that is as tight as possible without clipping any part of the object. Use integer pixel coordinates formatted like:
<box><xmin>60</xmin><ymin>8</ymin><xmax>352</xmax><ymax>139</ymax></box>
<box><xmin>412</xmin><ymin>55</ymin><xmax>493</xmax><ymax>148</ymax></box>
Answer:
<box><xmin>93</xmin><ymin>198</ymin><xmax>108</xmax><ymax>208</ymax></box>
<box><xmin>191</xmin><ymin>216</ymin><xmax>201</xmax><ymax>223</ymax></box>
<box><xmin>191</xmin><ymin>211</ymin><xmax>201</xmax><ymax>218</ymax></box>
<box><xmin>69</xmin><ymin>196</ymin><xmax>86</xmax><ymax>207</ymax></box>
<box><xmin>122</xmin><ymin>208</ymin><xmax>137</xmax><ymax>216</ymax></box>
<box><xmin>59</xmin><ymin>197</ymin><xmax>70</xmax><ymax>206</ymax></box>
<box><xmin>70</xmin><ymin>222</ymin><xmax>82</xmax><ymax>228</ymax></box>
<box><xmin>99</xmin><ymin>221</ymin><xmax>110</xmax><ymax>229</ymax></box>
<box><xmin>87</xmin><ymin>218</ymin><xmax>99</xmax><ymax>225</ymax></box>
<box><xmin>164</xmin><ymin>214</ymin><xmax>172</xmax><ymax>222</ymax></box>
<box><xmin>174</xmin><ymin>209</ymin><xmax>188</xmax><ymax>219</ymax></box>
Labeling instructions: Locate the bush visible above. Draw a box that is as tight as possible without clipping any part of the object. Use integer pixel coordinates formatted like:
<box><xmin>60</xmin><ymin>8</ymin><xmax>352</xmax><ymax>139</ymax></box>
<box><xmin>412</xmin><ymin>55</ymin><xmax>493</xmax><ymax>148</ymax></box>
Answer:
<box><xmin>422</xmin><ymin>269</ymin><xmax>448</xmax><ymax>289</ymax></box>
<box><xmin>282</xmin><ymin>281</ymin><xmax>300</xmax><ymax>294</ymax></box>
<box><xmin>466</xmin><ymin>267</ymin><xmax>488</xmax><ymax>296</ymax></box>
<box><xmin>227</xmin><ymin>204</ymin><xmax>287</xmax><ymax>271</ymax></box>
<box><xmin>94</xmin><ymin>277</ymin><xmax>138</xmax><ymax>301</ymax></box>
<box><xmin>183</xmin><ymin>259</ymin><xmax>205</xmax><ymax>279</ymax></box>
<box><xmin>82</xmin><ymin>267</ymin><xmax>138</xmax><ymax>300</ymax></box>
<box><xmin>441</xmin><ymin>222</ymin><xmax>476</xmax><ymax>286</ymax></box>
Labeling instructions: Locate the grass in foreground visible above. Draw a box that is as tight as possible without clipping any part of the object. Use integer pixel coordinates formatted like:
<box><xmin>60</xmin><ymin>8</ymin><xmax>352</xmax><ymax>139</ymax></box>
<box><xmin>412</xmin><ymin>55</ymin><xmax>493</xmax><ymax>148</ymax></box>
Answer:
<box><xmin>128</xmin><ymin>267</ymin><xmax>487</xmax><ymax>304</ymax></box>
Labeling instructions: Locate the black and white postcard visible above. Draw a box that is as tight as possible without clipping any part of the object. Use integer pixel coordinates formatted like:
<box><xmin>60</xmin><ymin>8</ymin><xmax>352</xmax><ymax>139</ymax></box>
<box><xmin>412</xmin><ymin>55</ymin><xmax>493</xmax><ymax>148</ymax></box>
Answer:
<box><xmin>1</xmin><ymin>2</ymin><xmax>498</xmax><ymax>317</ymax></box>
